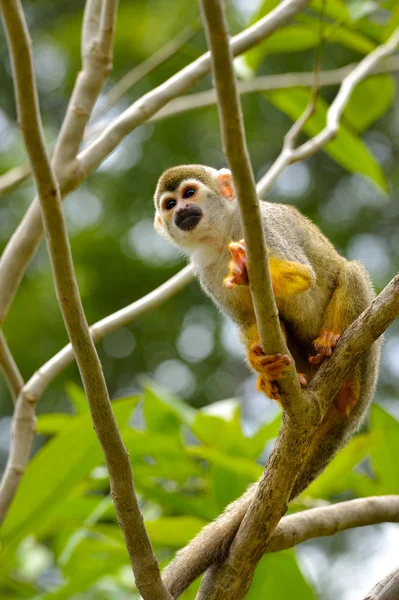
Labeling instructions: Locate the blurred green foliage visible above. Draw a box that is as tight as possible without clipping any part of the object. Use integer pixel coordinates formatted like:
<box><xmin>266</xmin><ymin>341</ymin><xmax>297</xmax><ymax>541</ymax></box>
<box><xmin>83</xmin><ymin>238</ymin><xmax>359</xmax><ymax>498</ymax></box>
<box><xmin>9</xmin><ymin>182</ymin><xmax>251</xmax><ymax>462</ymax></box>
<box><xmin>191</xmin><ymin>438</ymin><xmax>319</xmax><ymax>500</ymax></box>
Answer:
<box><xmin>1</xmin><ymin>0</ymin><xmax>399</xmax><ymax>597</ymax></box>
<box><xmin>0</xmin><ymin>387</ymin><xmax>397</xmax><ymax>598</ymax></box>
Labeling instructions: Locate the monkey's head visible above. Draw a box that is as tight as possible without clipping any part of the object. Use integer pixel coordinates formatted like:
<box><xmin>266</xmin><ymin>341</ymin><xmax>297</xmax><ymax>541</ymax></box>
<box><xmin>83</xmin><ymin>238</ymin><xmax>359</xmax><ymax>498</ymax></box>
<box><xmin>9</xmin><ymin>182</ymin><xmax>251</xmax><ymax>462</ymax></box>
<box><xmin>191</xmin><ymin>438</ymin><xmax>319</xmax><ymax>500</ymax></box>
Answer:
<box><xmin>154</xmin><ymin>164</ymin><xmax>236</xmax><ymax>253</ymax></box>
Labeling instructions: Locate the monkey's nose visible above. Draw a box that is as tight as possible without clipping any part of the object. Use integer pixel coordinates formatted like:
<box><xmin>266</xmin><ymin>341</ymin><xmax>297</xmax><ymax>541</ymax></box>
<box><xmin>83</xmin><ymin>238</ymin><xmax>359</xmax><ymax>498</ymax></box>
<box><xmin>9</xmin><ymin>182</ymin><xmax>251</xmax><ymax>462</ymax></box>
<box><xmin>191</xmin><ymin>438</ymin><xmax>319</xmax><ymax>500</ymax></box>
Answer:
<box><xmin>174</xmin><ymin>205</ymin><xmax>203</xmax><ymax>231</ymax></box>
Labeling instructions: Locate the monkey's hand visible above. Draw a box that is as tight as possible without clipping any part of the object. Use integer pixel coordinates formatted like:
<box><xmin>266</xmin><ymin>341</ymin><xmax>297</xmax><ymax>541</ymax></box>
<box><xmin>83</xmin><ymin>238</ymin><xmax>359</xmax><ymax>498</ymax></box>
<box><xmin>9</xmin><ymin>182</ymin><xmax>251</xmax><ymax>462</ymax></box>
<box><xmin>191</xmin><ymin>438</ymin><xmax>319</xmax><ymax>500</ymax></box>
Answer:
<box><xmin>309</xmin><ymin>329</ymin><xmax>341</xmax><ymax>365</ymax></box>
<box><xmin>248</xmin><ymin>344</ymin><xmax>307</xmax><ymax>401</ymax></box>
<box><xmin>224</xmin><ymin>240</ymin><xmax>248</xmax><ymax>289</ymax></box>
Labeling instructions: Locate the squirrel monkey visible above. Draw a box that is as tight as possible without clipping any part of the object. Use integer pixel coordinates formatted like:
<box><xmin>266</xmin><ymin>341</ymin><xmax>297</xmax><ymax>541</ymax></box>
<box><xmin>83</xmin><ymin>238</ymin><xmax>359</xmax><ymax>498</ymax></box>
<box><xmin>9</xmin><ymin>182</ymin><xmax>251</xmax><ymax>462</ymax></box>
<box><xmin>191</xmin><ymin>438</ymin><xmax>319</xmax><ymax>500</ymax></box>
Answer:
<box><xmin>154</xmin><ymin>164</ymin><xmax>380</xmax><ymax>597</ymax></box>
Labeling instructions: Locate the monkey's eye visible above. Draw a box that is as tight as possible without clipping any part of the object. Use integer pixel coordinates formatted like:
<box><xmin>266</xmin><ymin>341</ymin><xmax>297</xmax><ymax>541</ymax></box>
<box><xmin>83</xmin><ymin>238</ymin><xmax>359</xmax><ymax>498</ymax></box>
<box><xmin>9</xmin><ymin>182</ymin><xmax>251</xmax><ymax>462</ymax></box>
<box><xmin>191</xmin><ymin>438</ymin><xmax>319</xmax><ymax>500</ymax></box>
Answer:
<box><xmin>183</xmin><ymin>188</ymin><xmax>196</xmax><ymax>199</ymax></box>
<box><xmin>164</xmin><ymin>198</ymin><xmax>176</xmax><ymax>211</ymax></box>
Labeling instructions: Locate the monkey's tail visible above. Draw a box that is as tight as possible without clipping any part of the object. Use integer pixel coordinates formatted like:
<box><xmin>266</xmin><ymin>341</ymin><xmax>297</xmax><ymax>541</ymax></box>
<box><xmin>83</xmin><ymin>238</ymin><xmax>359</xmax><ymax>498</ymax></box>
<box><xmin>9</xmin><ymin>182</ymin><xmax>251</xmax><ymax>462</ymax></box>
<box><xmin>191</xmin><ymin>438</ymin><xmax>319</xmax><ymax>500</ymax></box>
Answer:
<box><xmin>162</xmin><ymin>415</ymin><xmax>359</xmax><ymax>599</ymax></box>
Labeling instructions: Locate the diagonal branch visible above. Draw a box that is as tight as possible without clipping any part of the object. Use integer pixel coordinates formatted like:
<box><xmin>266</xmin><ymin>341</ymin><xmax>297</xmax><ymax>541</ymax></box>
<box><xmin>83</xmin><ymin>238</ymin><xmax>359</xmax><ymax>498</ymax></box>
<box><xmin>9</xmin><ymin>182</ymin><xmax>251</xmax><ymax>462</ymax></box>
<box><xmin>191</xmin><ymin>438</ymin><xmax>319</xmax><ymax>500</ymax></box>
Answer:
<box><xmin>6</xmin><ymin>54</ymin><xmax>399</xmax><ymax>199</ymax></box>
<box><xmin>0</xmin><ymin>1</ymin><xmax>171</xmax><ymax>598</ymax></box>
<box><xmin>0</xmin><ymin>265</ymin><xmax>193</xmax><ymax>525</ymax></box>
<box><xmin>0</xmin><ymin>331</ymin><xmax>23</xmax><ymax>403</ymax></box>
<box><xmin>0</xmin><ymin>0</ymin><xmax>310</xmax><ymax>328</ymax></box>
<box><xmin>93</xmin><ymin>21</ymin><xmax>201</xmax><ymax>121</ymax></box>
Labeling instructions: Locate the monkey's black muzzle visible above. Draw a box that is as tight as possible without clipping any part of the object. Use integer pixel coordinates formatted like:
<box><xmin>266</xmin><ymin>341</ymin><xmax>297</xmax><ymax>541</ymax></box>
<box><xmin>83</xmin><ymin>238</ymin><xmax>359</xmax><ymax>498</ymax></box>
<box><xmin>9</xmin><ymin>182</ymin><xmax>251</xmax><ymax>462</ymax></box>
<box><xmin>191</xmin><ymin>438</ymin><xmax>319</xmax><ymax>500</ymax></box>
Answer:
<box><xmin>174</xmin><ymin>205</ymin><xmax>203</xmax><ymax>231</ymax></box>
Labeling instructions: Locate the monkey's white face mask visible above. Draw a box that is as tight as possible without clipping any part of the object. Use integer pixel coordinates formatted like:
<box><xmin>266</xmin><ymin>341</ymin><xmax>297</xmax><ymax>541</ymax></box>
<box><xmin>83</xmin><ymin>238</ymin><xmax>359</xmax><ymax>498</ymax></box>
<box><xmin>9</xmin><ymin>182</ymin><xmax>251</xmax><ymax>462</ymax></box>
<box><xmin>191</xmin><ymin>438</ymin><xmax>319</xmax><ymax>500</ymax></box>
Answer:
<box><xmin>154</xmin><ymin>167</ymin><xmax>236</xmax><ymax>254</ymax></box>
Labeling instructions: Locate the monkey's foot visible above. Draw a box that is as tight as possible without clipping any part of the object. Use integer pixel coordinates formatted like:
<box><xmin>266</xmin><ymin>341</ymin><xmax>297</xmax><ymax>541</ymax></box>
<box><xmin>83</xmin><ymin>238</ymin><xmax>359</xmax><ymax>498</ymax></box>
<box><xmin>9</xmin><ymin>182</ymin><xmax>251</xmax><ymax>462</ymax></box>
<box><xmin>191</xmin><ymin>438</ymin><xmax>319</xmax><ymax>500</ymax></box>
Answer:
<box><xmin>256</xmin><ymin>376</ymin><xmax>280</xmax><ymax>400</ymax></box>
<box><xmin>297</xmin><ymin>372</ymin><xmax>308</xmax><ymax>387</ymax></box>
<box><xmin>224</xmin><ymin>239</ymin><xmax>248</xmax><ymax>289</ymax></box>
<box><xmin>248</xmin><ymin>344</ymin><xmax>291</xmax><ymax>377</ymax></box>
<box><xmin>249</xmin><ymin>344</ymin><xmax>291</xmax><ymax>401</ymax></box>
<box><xmin>309</xmin><ymin>329</ymin><xmax>341</xmax><ymax>365</ymax></box>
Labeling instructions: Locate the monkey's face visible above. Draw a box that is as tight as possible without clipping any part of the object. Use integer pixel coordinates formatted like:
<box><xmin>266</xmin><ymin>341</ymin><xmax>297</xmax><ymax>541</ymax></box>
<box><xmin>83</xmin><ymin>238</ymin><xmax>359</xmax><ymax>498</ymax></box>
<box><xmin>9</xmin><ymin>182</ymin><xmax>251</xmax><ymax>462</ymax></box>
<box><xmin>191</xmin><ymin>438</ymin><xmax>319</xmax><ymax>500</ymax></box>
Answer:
<box><xmin>154</xmin><ymin>165</ymin><xmax>236</xmax><ymax>252</ymax></box>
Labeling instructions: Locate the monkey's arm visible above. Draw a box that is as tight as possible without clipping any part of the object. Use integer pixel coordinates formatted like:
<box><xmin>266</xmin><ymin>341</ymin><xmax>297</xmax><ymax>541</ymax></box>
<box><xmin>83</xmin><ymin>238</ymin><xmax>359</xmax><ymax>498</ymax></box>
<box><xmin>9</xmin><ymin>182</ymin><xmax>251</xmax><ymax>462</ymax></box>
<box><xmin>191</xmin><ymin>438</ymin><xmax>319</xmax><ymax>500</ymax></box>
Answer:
<box><xmin>224</xmin><ymin>239</ymin><xmax>314</xmax><ymax>297</ymax></box>
<box><xmin>225</xmin><ymin>239</ymin><xmax>314</xmax><ymax>398</ymax></box>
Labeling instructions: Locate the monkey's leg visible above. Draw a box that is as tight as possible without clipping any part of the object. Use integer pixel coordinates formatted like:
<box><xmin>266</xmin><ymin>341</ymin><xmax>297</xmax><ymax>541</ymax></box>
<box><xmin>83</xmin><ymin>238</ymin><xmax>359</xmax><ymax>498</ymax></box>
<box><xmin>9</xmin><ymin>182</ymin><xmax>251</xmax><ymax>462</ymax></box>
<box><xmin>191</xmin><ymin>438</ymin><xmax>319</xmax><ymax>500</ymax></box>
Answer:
<box><xmin>310</xmin><ymin>261</ymin><xmax>373</xmax><ymax>414</ymax></box>
<box><xmin>224</xmin><ymin>239</ymin><xmax>314</xmax><ymax>295</ymax></box>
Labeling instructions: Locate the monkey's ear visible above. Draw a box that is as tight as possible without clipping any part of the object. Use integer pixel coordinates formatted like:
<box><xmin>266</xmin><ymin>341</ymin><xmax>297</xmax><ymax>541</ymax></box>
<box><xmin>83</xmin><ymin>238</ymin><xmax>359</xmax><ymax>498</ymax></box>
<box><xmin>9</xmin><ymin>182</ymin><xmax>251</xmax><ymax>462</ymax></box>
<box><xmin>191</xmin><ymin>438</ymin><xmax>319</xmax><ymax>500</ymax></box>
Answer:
<box><xmin>217</xmin><ymin>168</ymin><xmax>235</xmax><ymax>201</ymax></box>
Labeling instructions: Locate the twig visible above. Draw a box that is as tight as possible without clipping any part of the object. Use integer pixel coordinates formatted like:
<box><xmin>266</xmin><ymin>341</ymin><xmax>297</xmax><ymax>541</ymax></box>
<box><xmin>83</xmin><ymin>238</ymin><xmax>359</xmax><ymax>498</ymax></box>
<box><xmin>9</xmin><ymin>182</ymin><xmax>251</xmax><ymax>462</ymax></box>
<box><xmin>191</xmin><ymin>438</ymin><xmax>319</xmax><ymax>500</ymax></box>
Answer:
<box><xmin>0</xmin><ymin>164</ymin><xmax>31</xmax><ymax>198</ymax></box>
<box><xmin>148</xmin><ymin>56</ymin><xmax>399</xmax><ymax>123</ymax></box>
<box><xmin>267</xmin><ymin>495</ymin><xmax>399</xmax><ymax>553</ymax></box>
<box><xmin>52</xmin><ymin>0</ymin><xmax>117</xmax><ymax>171</ymax></box>
<box><xmin>0</xmin><ymin>1</ymin><xmax>171</xmax><ymax>598</ymax></box>
<box><xmin>28</xmin><ymin>264</ymin><xmax>194</xmax><ymax>399</ymax></box>
<box><xmin>0</xmin><ymin>0</ymin><xmax>310</xmax><ymax>328</ymax></box>
<box><xmin>93</xmin><ymin>21</ymin><xmax>201</xmax><ymax>121</ymax></box>
<box><xmin>257</xmin><ymin>27</ymin><xmax>399</xmax><ymax>198</ymax></box>
<box><xmin>0</xmin><ymin>331</ymin><xmax>23</xmax><ymax>403</ymax></box>
<box><xmin>364</xmin><ymin>567</ymin><xmax>399</xmax><ymax>600</ymax></box>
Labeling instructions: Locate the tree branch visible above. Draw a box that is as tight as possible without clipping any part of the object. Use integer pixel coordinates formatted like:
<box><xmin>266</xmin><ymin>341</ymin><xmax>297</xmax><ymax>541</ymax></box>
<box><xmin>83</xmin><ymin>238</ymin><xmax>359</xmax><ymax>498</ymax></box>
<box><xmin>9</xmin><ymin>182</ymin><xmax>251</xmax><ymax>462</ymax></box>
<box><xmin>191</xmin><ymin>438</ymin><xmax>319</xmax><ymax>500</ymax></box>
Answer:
<box><xmin>0</xmin><ymin>0</ymin><xmax>310</xmax><ymax>328</ymax></box>
<box><xmin>0</xmin><ymin>1</ymin><xmax>171</xmax><ymax>597</ymax></box>
<box><xmin>0</xmin><ymin>331</ymin><xmax>23</xmax><ymax>403</ymax></box>
<box><xmin>364</xmin><ymin>567</ymin><xmax>399</xmax><ymax>600</ymax></box>
<box><xmin>0</xmin><ymin>265</ymin><xmax>192</xmax><ymax>541</ymax></box>
<box><xmin>257</xmin><ymin>28</ymin><xmax>399</xmax><ymax>198</ymax></box>
<box><xmin>149</xmin><ymin>56</ymin><xmax>399</xmax><ymax>123</ymax></box>
<box><xmin>93</xmin><ymin>21</ymin><xmax>201</xmax><ymax>121</ymax></box>
<box><xmin>199</xmin><ymin>0</ymin><xmax>305</xmax><ymax>420</ymax></box>
<box><xmin>0</xmin><ymin>164</ymin><xmax>30</xmax><ymax>198</ymax></box>
<box><xmin>267</xmin><ymin>496</ymin><xmax>399</xmax><ymax>553</ymax></box>
<box><xmin>6</xmin><ymin>54</ymin><xmax>399</xmax><ymax>199</ymax></box>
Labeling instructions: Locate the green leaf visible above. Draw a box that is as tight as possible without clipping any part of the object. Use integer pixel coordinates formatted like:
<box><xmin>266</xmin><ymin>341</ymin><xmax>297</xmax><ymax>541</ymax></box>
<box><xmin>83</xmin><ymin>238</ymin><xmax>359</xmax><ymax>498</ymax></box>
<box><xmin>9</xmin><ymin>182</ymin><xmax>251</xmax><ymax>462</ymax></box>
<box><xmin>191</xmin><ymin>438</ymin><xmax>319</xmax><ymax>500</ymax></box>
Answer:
<box><xmin>1</xmin><ymin>397</ymin><xmax>138</xmax><ymax>546</ymax></box>
<box><xmin>369</xmin><ymin>404</ymin><xmax>399</xmax><ymax>493</ymax></box>
<box><xmin>186</xmin><ymin>446</ymin><xmax>262</xmax><ymax>482</ymax></box>
<box><xmin>343</xmin><ymin>75</ymin><xmax>396</xmax><ymax>133</ymax></box>
<box><xmin>41</xmin><ymin>539</ymin><xmax>128</xmax><ymax>600</ymax></box>
<box><xmin>248</xmin><ymin>550</ymin><xmax>315</xmax><ymax>599</ymax></box>
<box><xmin>384</xmin><ymin>1</ymin><xmax>399</xmax><ymax>40</ymax></box>
<box><xmin>265</xmin><ymin>88</ymin><xmax>388</xmax><ymax>192</ymax></box>
<box><xmin>65</xmin><ymin>382</ymin><xmax>89</xmax><ymax>415</ymax></box>
<box><xmin>147</xmin><ymin>516</ymin><xmax>206</xmax><ymax>547</ymax></box>
<box><xmin>310</xmin><ymin>0</ymin><xmax>350</xmax><ymax>22</ymax></box>
<box><xmin>143</xmin><ymin>382</ymin><xmax>196</xmax><ymax>434</ymax></box>
<box><xmin>245</xmin><ymin>26</ymin><xmax>320</xmax><ymax>70</ymax></box>
<box><xmin>302</xmin><ymin>432</ymin><xmax>379</xmax><ymax>498</ymax></box>
<box><xmin>36</xmin><ymin>414</ymin><xmax>75</xmax><ymax>435</ymax></box>
<box><xmin>192</xmin><ymin>404</ymin><xmax>280</xmax><ymax>460</ymax></box>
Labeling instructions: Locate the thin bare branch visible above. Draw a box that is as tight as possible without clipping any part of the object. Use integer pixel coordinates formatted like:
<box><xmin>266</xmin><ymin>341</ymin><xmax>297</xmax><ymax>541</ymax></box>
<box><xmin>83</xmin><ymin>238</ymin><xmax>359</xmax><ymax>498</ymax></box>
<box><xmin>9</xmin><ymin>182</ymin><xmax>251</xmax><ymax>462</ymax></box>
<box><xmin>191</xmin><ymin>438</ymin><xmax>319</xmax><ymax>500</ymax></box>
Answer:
<box><xmin>52</xmin><ymin>0</ymin><xmax>118</xmax><ymax>170</ymax></box>
<box><xmin>94</xmin><ymin>22</ymin><xmax>200</xmax><ymax>121</ymax></box>
<box><xmin>0</xmin><ymin>0</ymin><xmax>310</xmax><ymax>328</ymax></box>
<box><xmin>0</xmin><ymin>265</ymin><xmax>193</xmax><ymax>524</ymax></box>
<box><xmin>0</xmin><ymin>164</ymin><xmax>31</xmax><ymax>198</ymax></box>
<box><xmin>267</xmin><ymin>495</ymin><xmax>399</xmax><ymax>553</ymax></box>
<box><xmin>0</xmin><ymin>2</ymin><xmax>171</xmax><ymax>597</ymax></box>
<box><xmin>4</xmin><ymin>54</ymin><xmax>399</xmax><ymax>200</ymax></box>
<box><xmin>365</xmin><ymin>567</ymin><xmax>399</xmax><ymax>600</ymax></box>
<box><xmin>257</xmin><ymin>27</ymin><xmax>399</xmax><ymax>198</ymax></box>
<box><xmin>29</xmin><ymin>264</ymin><xmax>194</xmax><ymax>399</ymax></box>
<box><xmin>0</xmin><ymin>331</ymin><xmax>23</xmax><ymax>403</ymax></box>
